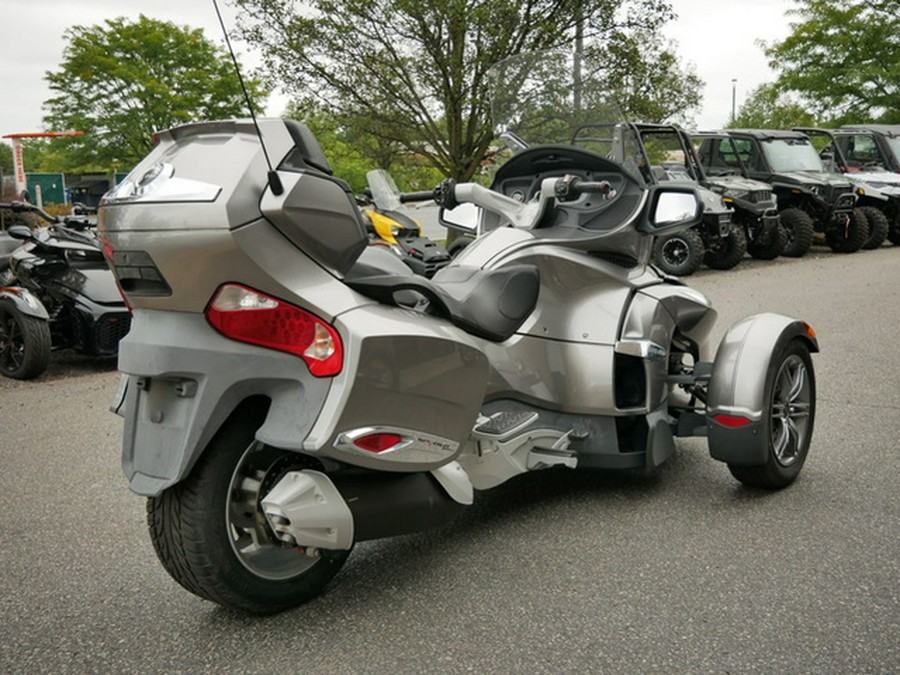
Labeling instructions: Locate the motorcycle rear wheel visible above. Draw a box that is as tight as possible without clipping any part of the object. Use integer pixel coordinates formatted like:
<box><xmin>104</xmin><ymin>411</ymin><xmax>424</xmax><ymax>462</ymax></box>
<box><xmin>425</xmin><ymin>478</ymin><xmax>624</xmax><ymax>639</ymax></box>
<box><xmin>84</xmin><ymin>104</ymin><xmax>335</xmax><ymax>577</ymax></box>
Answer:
<box><xmin>0</xmin><ymin>299</ymin><xmax>51</xmax><ymax>380</ymax></box>
<box><xmin>147</xmin><ymin>399</ymin><xmax>351</xmax><ymax>614</ymax></box>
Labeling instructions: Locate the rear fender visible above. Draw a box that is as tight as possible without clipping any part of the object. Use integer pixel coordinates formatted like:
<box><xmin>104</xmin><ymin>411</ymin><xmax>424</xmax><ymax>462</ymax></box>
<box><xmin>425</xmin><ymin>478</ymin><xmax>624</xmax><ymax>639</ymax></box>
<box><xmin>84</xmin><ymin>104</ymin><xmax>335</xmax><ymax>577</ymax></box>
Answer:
<box><xmin>117</xmin><ymin>309</ymin><xmax>332</xmax><ymax>496</ymax></box>
<box><xmin>706</xmin><ymin>312</ymin><xmax>818</xmax><ymax>465</ymax></box>
<box><xmin>0</xmin><ymin>287</ymin><xmax>49</xmax><ymax>320</ymax></box>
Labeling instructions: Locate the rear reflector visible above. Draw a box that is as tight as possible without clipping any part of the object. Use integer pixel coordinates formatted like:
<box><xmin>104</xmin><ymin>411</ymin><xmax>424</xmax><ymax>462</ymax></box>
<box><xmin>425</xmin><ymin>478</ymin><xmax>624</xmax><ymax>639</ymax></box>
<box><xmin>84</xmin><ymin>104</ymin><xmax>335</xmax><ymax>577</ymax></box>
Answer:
<box><xmin>352</xmin><ymin>433</ymin><xmax>405</xmax><ymax>453</ymax></box>
<box><xmin>712</xmin><ymin>414</ymin><xmax>752</xmax><ymax>428</ymax></box>
<box><xmin>206</xmin><ymin>283</ymin><xmax>342</xmax><ymax>377</ymax></box>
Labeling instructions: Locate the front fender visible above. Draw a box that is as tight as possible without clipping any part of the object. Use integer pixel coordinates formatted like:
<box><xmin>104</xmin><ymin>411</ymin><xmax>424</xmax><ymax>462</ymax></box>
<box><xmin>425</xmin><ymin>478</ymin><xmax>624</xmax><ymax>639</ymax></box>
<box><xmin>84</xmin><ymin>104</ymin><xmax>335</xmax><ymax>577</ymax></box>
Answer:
<box><xmin>706</xmin><ymin>312</ymin><xmax>818</xmax><ymax>465</ymax></box>
<box><xmin>0</xmin><ymin>287</ymin><xmax>49</xmax><ymax>320</ymax></box>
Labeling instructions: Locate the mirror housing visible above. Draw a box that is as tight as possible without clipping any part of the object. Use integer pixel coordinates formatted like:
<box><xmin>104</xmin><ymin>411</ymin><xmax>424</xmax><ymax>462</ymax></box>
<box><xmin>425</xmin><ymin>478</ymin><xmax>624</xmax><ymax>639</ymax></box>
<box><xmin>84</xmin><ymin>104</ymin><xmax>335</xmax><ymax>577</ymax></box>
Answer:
<box><xmin>7</xmin><ymin>225</ymin><xmax>34</xmax><ymax>242</ymax></box>
<box><xmin>638</xmin><ymin>186</ymin><xmax>703</xmax><ymax>235</ymax></box>
<box><xmin>439</xmin><ymin>203</ymin><xmax>481</xmax><ymax>233</ymax></box>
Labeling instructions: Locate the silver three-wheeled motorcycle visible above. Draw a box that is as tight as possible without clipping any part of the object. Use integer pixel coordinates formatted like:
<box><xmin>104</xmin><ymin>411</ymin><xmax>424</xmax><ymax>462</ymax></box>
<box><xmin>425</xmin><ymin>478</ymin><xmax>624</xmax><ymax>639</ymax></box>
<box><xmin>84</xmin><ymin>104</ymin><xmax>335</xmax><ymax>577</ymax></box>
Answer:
<box><xmin>99</xmin><ymin>54</ymin><xmax>817</xmax><ymax>614</ymax></box>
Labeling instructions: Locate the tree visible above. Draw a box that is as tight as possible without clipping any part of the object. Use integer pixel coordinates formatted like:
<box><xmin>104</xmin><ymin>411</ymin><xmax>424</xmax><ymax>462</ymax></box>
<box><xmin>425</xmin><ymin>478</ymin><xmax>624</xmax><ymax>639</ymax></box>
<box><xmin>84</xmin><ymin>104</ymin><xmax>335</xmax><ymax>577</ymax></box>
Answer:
<box><xmin>43</xmin><ymin>15</ymin><xmax>268</xmax><ymax>173</ymax></box>
<box><xmin>729</xmin><ymin>83</ymin><xmax>818</xmax><ymax>130</ymax></box>
<box><xmin>0</xmin><ymin>143</ymin><xmax>12</xmax><ymax>175</ymax></box>
<box><xmin>764</xmin><ymin>0</ymin><xmax>900</xmax><ymax>124</ymax></box>
<box><xmin>234</xmin><ymin>0</ymin><xmax>701</xmax><ymax>180</ymax></box>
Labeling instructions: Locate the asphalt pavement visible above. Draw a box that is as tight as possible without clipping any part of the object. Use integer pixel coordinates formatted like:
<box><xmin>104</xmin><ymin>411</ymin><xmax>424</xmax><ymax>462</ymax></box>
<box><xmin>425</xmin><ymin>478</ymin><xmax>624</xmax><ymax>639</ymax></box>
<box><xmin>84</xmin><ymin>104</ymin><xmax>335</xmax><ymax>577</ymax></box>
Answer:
<box><xmin>1</xmin><ymin>244</ymin><xmax>898</xmax><ymax>673</ymax></box>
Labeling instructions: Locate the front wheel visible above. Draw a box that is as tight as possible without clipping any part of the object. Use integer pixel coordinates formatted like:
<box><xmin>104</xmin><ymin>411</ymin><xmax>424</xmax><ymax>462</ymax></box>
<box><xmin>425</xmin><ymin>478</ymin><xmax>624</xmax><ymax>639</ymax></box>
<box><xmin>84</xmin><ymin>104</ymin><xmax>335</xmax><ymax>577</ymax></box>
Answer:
<box><xmin>0</xmin><ymin>298</ymin><xmax>51</xmax><ymax>380</ymax></box>
<box><xmin>778</xmin><ymin>208</ymin><xmax>815</xmax><ymax>258</ymax></box>
<box><xmin>704</xmin><ymin>222</ymin><xmax>747</xmax><ymax>270</ymax></box>
<box><xmin>859</xmin><ymin>206</ymin><xmax>889</xmax><ymax>249</ymax></box>
<box><xmin>652</xmin><ymin>228</ymin><xmax>705</xmax><ymax>277</ymax></box>
<box><xmin>826</xmin><ymin>208</ymin><xmax>869</xmax><ymax>253</ymax></box>
<box><xmin>728</xmin><ymin>339</ymin><xmax>816</xmax><ymax>490</ymax></box>
<box><xmin>147</xmin><ymin>400</ymin><xmax>351</xmax><ymax>614</ymax></box>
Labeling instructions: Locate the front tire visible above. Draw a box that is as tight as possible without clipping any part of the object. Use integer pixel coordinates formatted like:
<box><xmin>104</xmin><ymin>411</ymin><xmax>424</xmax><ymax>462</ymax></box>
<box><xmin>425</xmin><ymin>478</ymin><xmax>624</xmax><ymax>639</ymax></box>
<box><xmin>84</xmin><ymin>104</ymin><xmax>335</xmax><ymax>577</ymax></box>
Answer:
<box><xmin>728</xmin><ymin>339</ymin><xmax>816</xmax><ymax>490</ymax></box>
<box><xmin>653</xmin><ymin>228</ymin><xmax>705</xmax><ymax>277</ymax></box>
<box><xmin>826</xmin><ymin>208</ymin><xmax>869</xmax><ymax>253</ymax></box>
<box><xmin>778</xmin><ymin>208</ymin><xmax>815</xmax><ymax>258</ymax></box>
<box><xmin>704</xmin><ymin>222</ymin><xmax>747</xmax><ymax>270</ymax></box>
<box><xmin>859</xmin><ymin>206</ymin><xmax>889</xmax><ymax>249</ymax></box>
<box><xmin>147</xmin><ymin>400</ymin><xmax>351</xmax><ymax>614</ymax></box>
<box><xmin>747</xmin><ymin>222</ymin><xmax>785</xmax><ymax>260</ymax></box>
<box><xmin>0</xmin><ymin>299</ymin><xmax>51</xmax><ymax>380</ymax></box>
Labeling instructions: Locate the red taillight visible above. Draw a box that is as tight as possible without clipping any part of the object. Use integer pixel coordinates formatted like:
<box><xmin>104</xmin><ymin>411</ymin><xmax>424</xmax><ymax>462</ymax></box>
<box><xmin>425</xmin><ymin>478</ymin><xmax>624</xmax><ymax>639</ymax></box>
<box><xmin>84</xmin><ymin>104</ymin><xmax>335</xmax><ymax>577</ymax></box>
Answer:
<box><xmin>206</xmin><ymin>283</ymin><xmax>343</xmax><ymax>377</ymax></box>
<box><xmin>713</xmin><ymin>414</ymin><xmax>752</xmax><ymax>428</ymax></box>
<box><xmin>352</xmin><ymin>433</ymin><xmax>404</xmax><ymax>453</ymax></box>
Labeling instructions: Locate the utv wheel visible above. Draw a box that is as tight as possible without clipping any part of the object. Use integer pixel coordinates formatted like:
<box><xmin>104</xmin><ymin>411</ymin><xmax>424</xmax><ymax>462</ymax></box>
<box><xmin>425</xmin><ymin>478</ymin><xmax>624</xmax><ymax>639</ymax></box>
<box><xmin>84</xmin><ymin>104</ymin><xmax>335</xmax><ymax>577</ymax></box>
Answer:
<box><xmin>859</xmin><ymin>206</ymin><xmax>889</xmax><ymax>249</ymax></box>
<box><xmin>747</xmin><ymin>224</ymin><xmax>785</xmax><ymax>260</ymax></box>
<box><xmin>777</xmin><ymin>208</ymin><xmax>815</xmax><ymax>258</ymax></box>
<box><xmin>888</xmin><ymin>220</ymin><xmax>900</xmax><ymax>246</ymax></box>
<box><xmin>826</xmin><ymin>208</ymin><xmax>869</xmax><ymax>253</ymax></box>
<box><xmin>728</xmin><ymin>339</ymin><xmax>816</xmax><ymax>490</ymax></box>
<box><xmin>652</xmin><ymin>228</ymin><xmax>704</xmax><ymax>277</ymax></box>
<box><xmin>704</xmin><ymin>222</ymin><xmax>747</xmax><ymax>270</ymax></box>
<box><xmin>0</xmin><ymin>299</ymin><xmax>51</xmax><ymax>380</ymax></box>
<box><xmin>147</xmin><ymin>400</ymin><xmax>351</xmax><ymax>614</ymax></box>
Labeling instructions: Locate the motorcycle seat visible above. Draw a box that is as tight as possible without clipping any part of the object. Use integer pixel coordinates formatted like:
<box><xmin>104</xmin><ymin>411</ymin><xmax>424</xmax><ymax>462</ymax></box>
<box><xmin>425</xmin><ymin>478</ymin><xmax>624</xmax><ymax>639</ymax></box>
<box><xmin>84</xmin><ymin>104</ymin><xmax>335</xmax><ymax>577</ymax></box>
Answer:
<box><xmin>345</xmin><ymin>259</ymin><xmax>539</xmax><ymax>342</ymax></box>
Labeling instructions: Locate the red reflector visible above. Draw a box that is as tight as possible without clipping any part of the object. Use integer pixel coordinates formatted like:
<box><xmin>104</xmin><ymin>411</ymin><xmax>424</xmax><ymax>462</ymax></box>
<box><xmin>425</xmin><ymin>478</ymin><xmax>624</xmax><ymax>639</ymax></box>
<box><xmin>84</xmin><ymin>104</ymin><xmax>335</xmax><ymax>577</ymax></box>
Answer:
<box><xmin>353</xmin><ymin>433</ymin><xmax>404</xmax><ymax>453</ymax></box>
<box><xmin>713</xmin><ymin>415</ymin><xmax>752</xmax><ymax>428</ymax></box>
<box><xmin>206</xmin><ymin>284</ymin><xmax>342</xmax><ymax>377</ymax></box>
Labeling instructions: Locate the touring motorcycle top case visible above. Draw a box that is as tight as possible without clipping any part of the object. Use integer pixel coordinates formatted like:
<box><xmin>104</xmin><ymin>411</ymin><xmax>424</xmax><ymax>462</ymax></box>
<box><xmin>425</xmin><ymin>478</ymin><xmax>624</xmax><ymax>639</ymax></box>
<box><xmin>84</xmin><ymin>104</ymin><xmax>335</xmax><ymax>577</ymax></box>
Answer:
<box><xmin>100</xmin><ymin>68</ymin><xmax>817</xmax><ymax>616</ymax></box>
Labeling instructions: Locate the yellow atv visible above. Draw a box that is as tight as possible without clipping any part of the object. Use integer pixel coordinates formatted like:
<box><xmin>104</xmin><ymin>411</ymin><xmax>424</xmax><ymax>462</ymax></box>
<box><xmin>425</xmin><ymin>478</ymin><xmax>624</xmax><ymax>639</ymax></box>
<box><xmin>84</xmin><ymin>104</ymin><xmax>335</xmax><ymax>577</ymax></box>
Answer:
<box><xmin>358</xmin><ymin>170</ymin><xmax>451</xmax><ymax>277</ymax></box>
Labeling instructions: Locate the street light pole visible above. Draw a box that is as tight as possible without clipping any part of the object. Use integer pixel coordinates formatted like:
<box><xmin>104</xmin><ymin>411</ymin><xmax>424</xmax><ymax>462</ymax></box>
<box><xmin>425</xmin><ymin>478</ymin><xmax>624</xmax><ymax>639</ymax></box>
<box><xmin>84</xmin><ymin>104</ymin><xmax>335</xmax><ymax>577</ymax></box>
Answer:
<box><xmin>731</xmin><ymin>79</ymin><xmax>737</xmax><ymax>124</ymax></box>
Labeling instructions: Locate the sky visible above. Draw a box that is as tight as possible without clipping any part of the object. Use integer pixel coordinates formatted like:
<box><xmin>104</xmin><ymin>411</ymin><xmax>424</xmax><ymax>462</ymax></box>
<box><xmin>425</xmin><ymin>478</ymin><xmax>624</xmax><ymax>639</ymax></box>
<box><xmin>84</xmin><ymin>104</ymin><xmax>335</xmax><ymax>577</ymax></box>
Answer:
<box><xmin>0</xmin><ymin>0</ymin><xmax>797</xmax><ymax>143</ymax></box>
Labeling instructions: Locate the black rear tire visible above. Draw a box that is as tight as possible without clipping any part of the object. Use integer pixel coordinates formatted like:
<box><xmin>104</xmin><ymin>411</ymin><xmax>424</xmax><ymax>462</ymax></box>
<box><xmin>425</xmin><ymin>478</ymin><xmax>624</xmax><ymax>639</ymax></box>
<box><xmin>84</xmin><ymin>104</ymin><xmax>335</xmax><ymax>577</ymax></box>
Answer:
<box><xmin>826</xmin><ymin>208</ymin><xmax>869</xmax><ymax>253</ymax></box>
<box><xmin>0</xmin><ymin>299</ymin><xmax>51</xmax><ymax>380</ymax></box>
<box><xmin>652</xmin><ymin>228</ymin><xmax>705</xmax><ymax>277</ymax></box>
<box><xmin>147</xmin><ymin>400</ymin><xmax>351</xmax><ymax>614</ymax></box>
<box><xmin>728</xmin><ymin>339</ymin><xmax>816</xmax><ymax>490</ymax></box>
<box><xmin>859</xmin><ymin>206</ymin><xmax>889</xmax><ymax>249</ymax></box>
<box><xmin>778</xmin><ymin>208</ymin><xmax>815</xmax><ymax>258</ymax></box>
<box><xmin>704</xmin><ymin>222</ymin><xmax>747</xmax><ymax>270</ymax></box>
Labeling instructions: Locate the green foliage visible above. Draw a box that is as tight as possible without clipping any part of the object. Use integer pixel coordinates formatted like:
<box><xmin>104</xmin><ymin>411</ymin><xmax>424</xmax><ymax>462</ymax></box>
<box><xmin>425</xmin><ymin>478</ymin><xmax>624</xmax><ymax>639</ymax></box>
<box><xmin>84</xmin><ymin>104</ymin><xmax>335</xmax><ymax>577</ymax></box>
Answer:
<box><xmin>765</xmin><ymin>0</ymin><xmax>900</xmax><ymax>124</ymax></box>
<box><xmin>729</xmin><ymin>83</ymin><xmax>818</xmax><ymax>130</ymax></box>
<box><xmin>0</xmin><ymin>143</ymin><xmax>12</xmax><ymax>174</ymax></box>
<box><xmin>234</xmin><ymin>0</ymin><xmax>701</xmax><ymax>181</ymax></box>
<box><xmin>43</xmin><ymin>15</ymin><xmax>268</xmax><ymax>173</ymax></box>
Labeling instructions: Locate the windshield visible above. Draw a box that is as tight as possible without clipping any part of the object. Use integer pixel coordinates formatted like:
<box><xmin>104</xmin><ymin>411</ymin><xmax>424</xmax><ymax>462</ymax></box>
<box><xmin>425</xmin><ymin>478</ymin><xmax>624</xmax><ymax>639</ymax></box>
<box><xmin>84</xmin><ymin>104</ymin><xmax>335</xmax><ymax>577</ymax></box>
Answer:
<box><xmin>885</xmin><ymin>136</ymin><xmax>900</xmax><ymax>164</ymax></box>
<box><xmin>366</xmin><ymin>169</ymin><xmax>402</xmax><ymax>211</ymax></box>
<box><xmin>761</xmin><ymin>138</ymin><xmax>824</xmax><ymax>172</ymax></box>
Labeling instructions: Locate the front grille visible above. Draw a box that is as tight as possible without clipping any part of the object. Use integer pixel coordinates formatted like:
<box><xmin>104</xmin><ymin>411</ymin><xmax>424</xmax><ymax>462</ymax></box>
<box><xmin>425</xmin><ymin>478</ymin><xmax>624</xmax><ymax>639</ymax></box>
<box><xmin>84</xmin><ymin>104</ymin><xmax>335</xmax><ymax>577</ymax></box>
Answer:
<box><xmin>749</xmin><ymin>190</ymin><xmax>772</xmax><ymax>203</ymax></box>
<box><xmin>95</xmin><ymin>313</ymin><xmax>132</xmax><ymax>354</ymax></box>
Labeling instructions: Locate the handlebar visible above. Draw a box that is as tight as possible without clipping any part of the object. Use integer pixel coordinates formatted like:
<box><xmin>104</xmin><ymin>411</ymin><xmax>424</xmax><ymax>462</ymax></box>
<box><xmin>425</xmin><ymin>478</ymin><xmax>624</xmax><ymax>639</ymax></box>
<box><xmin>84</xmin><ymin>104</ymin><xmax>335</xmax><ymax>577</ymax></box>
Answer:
<box><xmin>553</xmin><ymin>176</ymin><xmax>613</xmax><ymax>202</ymax></box>
<box><xmin>398</xmin><ymin>191</ymin><xmax>436</xmax><ymax>204</ymax></box>
<box><xmin>0</xmin><ymin>201</ymin><xmax>57</xmax><ymax>224</ymax></box>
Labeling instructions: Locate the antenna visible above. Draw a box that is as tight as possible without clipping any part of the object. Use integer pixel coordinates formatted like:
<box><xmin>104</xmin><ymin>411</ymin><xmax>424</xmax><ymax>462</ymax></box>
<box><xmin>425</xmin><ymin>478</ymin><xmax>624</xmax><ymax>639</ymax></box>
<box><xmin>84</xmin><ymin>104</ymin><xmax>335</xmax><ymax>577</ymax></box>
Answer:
<box><xmin>211</xmin><ymin>0</ymin><xmax>284</xmax><ymax>195</ymax></box>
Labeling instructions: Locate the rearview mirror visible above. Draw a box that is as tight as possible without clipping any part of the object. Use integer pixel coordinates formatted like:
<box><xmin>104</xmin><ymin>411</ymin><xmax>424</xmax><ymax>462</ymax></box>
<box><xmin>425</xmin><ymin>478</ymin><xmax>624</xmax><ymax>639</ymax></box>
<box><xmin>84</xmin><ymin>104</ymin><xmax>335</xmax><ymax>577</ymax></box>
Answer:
<box><xmin>7</xmin><ymin>225</ymin><xmax>34</xmax><ymax>241</ymax></box>
<box><xmin>439</xmin><ymin>203</ymin><xmax>481</xmax><ymax>233</ymax></box>
<box><xmin>639</xmin><ymin>187</ymin><xmax>702</xmax><ymax>234</ymax></box>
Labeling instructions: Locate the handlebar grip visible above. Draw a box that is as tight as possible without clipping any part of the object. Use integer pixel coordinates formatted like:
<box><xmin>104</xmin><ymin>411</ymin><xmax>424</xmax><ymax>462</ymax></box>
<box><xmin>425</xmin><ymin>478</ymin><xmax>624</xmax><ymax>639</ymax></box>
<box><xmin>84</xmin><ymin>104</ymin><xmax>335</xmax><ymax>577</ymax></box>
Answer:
<box><xmin>575</xmin><ymin>180</ymin><xmax>612</xmax><ymax>194</ymax></box>
<box><xmin>399</xmin><ymin>191</ymin><xmax>436</xmax><ymax>204</ymax></box>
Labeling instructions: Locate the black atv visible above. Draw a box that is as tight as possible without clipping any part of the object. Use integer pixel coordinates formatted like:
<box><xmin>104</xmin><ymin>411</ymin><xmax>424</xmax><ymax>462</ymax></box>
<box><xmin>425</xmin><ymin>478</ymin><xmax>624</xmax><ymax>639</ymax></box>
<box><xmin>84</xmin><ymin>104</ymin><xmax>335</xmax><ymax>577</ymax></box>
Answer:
<box><xmin>795</xmin><ymin>126</ymin><xmax>899</xmax><ymax>248</ymax></box>
<box><xmin>693</xmin><ymin>132</ymin><xmax>784</xmax><ymax>260</ymax></box>
<box><xmin>574</xmin><ymin>122</ymin><xmax>741</xmax><ymax>276</ymax></box>
<box><xmin>697</xmin><ymin>129</ymin><xmax>867</xmax><ymax>257</ymax></box>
